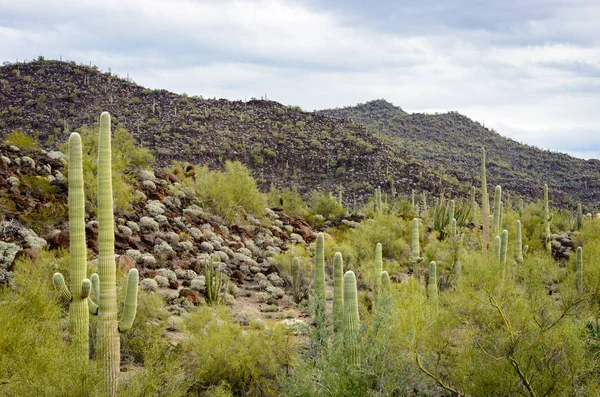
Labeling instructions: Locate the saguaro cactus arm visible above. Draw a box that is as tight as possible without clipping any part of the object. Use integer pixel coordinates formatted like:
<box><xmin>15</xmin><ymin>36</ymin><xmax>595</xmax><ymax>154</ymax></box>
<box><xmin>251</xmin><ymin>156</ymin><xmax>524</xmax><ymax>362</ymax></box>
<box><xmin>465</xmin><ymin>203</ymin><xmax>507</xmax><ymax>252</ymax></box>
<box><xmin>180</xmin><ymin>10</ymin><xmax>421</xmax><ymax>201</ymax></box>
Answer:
<box><xmin>53</xmin><ymin>272</ymin><xmax>72</xmax><ymax>302</ymax></box>
<box><xmin>118</xmin><ymin>268</ymin><xmax>139</xmax><ymax>332</ymax></box>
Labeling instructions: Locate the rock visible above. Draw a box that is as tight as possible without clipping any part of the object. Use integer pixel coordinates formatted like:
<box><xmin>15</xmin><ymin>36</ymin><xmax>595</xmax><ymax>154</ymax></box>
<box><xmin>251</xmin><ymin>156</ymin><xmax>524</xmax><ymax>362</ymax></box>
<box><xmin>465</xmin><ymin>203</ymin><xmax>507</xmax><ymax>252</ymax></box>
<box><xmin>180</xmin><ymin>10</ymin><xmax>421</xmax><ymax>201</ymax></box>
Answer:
<box><xmin>200</xmin><ymin>242</ymin><xmax>214</xmax><ymax>253</ymax></box>
<box><xmin>0</xmin><ymin>241</ymin><xmax>20</xmax><ymax>269</ymax></box>
<box><xmin>178</xmin><ymin>288</ymin><xmax>200</xmax><ymax>305</ymax></box>
<box><xmin>141</xmin><ymin>278</ymin><xmax>159</xmax><ymax>292</ymax></box>
<box><xmin>116</xmin><ymin>254</ymin><xmax>136</xmax><ymax>273</ymax></box>
<box><xmin>155</xmin><ymin>275</ymin><xmax>170</xmax><ymax>288</ymax></box>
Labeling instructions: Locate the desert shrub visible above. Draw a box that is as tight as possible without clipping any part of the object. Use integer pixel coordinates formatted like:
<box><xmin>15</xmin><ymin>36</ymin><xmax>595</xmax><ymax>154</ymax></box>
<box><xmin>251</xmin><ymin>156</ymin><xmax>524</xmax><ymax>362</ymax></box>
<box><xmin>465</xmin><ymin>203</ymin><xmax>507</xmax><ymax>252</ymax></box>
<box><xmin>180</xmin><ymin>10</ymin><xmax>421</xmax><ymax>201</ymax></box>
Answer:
<box><xmin>3</xmin><ymin>130</ymin><xmax>40</xmax><ymax>152</ymax></box>
<box><xmin>0</xmin><ymin>250</ymin><xmax>103</xmax><ymax>396</ymax></box>
<box><xmin>195</xmin><ymin>161</ymin><xmax>266</xmax><ymax>223</ymax></box>
<box><xmin>273</xmin><ymin>246</ymin><xmax>312</xmax><ymax>304</ymax></box>
<box><xmin>19</xmin><ymin>174</ymin><xmax>58</xmax><ymax>198</ymax></box>
<box><xmin>184</xmin><ymin>306</ymin><xmax>297</xmax><ymax>396</ymax></box>
<box><xmin>19</xmin><ymin>201</ymin><xmax>67</xmax><ymax>235</ymax></box>
<box><xmin>68</xmin><ymin>126</ymin><xmax>154</xmax><ymax>213</ymax></box>
<box><xmin>308</xmin><ymin>191</ymin><xmax>346</xmax><ymax>221</ymax></box>
<box><xmin>267</xmin><ymin>187</ymin><xmax>311</xmax><ymax>218</ymax></box>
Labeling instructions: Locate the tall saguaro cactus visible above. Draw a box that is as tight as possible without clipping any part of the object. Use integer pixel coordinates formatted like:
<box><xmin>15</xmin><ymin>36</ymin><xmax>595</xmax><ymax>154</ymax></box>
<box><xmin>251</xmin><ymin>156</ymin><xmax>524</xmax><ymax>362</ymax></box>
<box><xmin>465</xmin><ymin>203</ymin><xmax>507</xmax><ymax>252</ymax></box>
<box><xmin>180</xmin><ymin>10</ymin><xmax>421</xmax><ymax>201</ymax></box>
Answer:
<box><xmin>500</xmin><ymin>230</ymin><xmax>508</xmax><ymax>268</ymax></box>
<box><xmin>373</xmin><ymin>243</ymin><xmax>383</xmax><ymax>302</ymax></box>
<box><xmin>576</xmin><ymin>247</ymin><xmax>583</xmax><ymax>291</ymax></box>
<box><xmin>492</xmin><ymin>185</ymin><xmax>502</xmax><ymax>237</ymax></box>
<box><xmin>343</xmin><ymin>271</ymin><xmax>360</xmax><ymax>366</ymax></box>
<box><xmin>516</xmin><ymin>220</ymin><xmax>524</xmax><ymax>264</ymax></box>
<box><xmin>481</xmin><ymin>148</ymin><xmax>490</xmax><ymax>249</ymax></box>
<box><xmin>543</xmin><ymin>184</ymin><xmax>552</xmax><ymax>253</ymax></box>
<box><xmin>313</xmin><ymin>232</ymin><xmax>327</xmax><ymax>344</ymax></box>
<box><xmin>411</xmin><ymin>219</ymin><xmax>423</xmax><ymax>278</ymax></box>
<box><xmin>428</xmin><ymin>261</ymin><xmax>438</xmax><ymax>311</ymax></box>
<box><xmin>333</xmin><ymin>252</ymin><xmax>344</xmax><ymax>333</ymax></box>
<box><xmin>52</xmin><ymin>132</ymin><xmax>91</xmax><ymax>360</ymax></box>
<box><xmin>95</xmin><ymin>112</ymin><xmax>139</xmax><ymax>396</ymax></box>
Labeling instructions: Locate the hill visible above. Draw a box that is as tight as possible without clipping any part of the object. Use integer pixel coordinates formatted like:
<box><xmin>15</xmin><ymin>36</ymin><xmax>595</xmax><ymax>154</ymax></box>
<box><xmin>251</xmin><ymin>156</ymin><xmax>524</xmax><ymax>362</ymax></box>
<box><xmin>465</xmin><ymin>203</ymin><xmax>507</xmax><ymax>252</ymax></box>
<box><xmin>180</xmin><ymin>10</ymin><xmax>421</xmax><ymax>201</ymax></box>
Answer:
<box><xmin>320</xmin><ymin>100</ymin><xmax>600</xmax><ymax>209</ymax></box>
<box><xmin>0</xmin><ymin>60</ymin><xmax>444</xmax><ymax>207</ymax></box>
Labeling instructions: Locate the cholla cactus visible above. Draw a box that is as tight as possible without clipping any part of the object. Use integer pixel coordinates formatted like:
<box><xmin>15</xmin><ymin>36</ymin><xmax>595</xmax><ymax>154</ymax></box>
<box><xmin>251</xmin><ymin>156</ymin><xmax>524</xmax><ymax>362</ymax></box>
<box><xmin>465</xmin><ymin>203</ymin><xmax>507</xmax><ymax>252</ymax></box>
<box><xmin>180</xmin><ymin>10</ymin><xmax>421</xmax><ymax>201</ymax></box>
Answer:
<box><xmin>343</xmin><ymin>271</ymin><xmax>360</xmax><ymax>366</ymax></box>
<box><xmin>333</xmin><ymin>252</ymin><xmax>344</xmax><ymax>333</ymax></box>
<box><xmin>52</xmin><ymin>132</ymin><xmax>91</xmax><ymax>360</ymax></box>
<box><xmin>411</xmin><ymin>219</ymin><xmax>423</xmax><ymax>278</ymax></box>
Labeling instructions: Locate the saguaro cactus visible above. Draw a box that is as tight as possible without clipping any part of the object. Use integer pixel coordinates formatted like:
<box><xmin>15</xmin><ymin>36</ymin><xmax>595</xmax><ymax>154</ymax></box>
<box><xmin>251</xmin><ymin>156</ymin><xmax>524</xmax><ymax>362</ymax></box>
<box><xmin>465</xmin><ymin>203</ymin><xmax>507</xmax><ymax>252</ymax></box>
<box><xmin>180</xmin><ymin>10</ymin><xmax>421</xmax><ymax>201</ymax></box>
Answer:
<box><xmin>493</xmin><ymin>235</ymin><xmax>501</xmax><ymax>264</ymax></box>
<box><xmin>313</xmin><ymin>232</ymin><xmax>327</xmax><ymax>344</ymax></box>
<box><xmin>576</xmin><ymin>246</ymin><xmax>583</xmax><ymax>291</ymax></box>
<box><xmin>500</xmin><ymin>229</ymin><xmax>508</xmax><ymax>268</ymax></box>
<box><xmin>381</xmin><ymin>271</ymin><xmax>391</xmax><ymax>293</ymax></box>
<box><xmin>575</xmin><ymin>203</ymin><xmax>583</xmax><ymax>231</ymax></box>
<box><xmin>481</xmin><ymin>148</ymin><xmax>490</xmax><ymax>249</ymax></box>
<box><xmin>428</xmin><ymin>261</ymin><xmax>438</xmax><ymax>310</ymax></box>
<box><xmin>373</xmin><ymin>243</ymin><xmax>383</xmax><ymax>301</ymax></box>
<box><xmin>94</xmin><ymin>112</ymin><xmax>139</xmax><ymax>396</ymax></box>
<box><xmin>333</xmin><ymin>252</ymin><xmax>344</xmax><ymax>333</ymax></box>
<box><xmin>470</xmin><ymin>186</ymin><xmax>477</xmax><ymax>226</ymax></box>
<box><xmin>411</xmin><ymin>219</ymin><xmax>423</xmax><ymax>278</ymax></box>
<box><xmin>450</xmin><ymin>218</ymin><xmax>460</xmax><ymax>275</ymax></box>
<box><xmin>343</xmin><ymin>271</ymin><xmax>360</xmax><ymax>366</ymax></box>
<box><xmin>516</xmin><ymin>220</ymin><xmax>524</xmax><ymax>264</ymax></box>
<box><xmin>492</xmin><ymin>186</ymin><xmax>502</xmax><ymax>237</ymax></box>
<box><xmin>543</xmin><ymin>184</ymin><xmax>551</xmax><ymax>253</ymax></box>
<box><xmin>52</xmin><ymin>132</ymin><xmax>91</xmax><ymax>360</ymax></box>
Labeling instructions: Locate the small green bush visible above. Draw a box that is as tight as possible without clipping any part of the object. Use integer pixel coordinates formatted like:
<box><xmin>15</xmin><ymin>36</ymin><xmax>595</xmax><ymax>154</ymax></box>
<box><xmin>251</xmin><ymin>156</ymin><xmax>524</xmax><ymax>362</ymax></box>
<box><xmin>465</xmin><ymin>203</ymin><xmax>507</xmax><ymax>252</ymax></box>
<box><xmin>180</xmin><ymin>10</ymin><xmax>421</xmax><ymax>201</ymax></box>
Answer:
<box><xmin>3</xmin><ymin>130</ymin><xmax>40</xmax><ymax>152</ymax></box>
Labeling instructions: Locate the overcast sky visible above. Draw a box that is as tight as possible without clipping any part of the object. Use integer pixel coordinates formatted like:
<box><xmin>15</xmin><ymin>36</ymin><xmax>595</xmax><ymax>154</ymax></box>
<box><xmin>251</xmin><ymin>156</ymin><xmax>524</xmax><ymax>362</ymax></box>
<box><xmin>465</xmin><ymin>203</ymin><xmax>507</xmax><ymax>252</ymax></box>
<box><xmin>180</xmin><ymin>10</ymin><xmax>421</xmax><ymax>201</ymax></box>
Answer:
<box><xmin>1</xmin><ymin>0</ymin><xmax>599</xmax><ymax>159</ymax></box>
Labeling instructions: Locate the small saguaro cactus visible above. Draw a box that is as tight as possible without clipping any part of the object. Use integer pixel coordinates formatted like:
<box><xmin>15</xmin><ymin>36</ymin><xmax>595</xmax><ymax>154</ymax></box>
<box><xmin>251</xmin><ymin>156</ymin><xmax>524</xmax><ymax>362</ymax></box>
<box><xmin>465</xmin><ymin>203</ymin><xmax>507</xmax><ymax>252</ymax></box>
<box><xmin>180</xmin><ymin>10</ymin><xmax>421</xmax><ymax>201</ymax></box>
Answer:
<box><xmin>313</xmin><ymin>232</ymin><xmax>327</xmax><ymax>344</ymax></box>
<box><xmin>373</xmin><ymin>243</ymin><xmax>383</xmax><ymax>302</ymax></box>
<box><xmin>516</xmin><ymin>220</ymin><xmax>524</xmax><ymax>264</ymax></box>
<box><xmin>428</xmin><ymin>261</ymin><xmax>438</xmax><ymax>310</ymax></box>
<box><xmin>411</xmin><ymin>219</ymin><xmax>424</xmax><ymax>278</ymax></box>
<box><xmin>52</xmin><ymin>132</ymin><xmax>91</xmax><ymax>361</ymax></box>
<box><xmin>575</xmin><ymin>203</ymin><xmax>583</xmax><ymax>231</ymax></box>
<box><xmin>493</xmin><ymin>235</ymin><xmax>501</xmax><ymax>264</ymax></box>
<box><xmin>500</xmin><ymin>229</ymin><xmax>508</xmax><ymax>268</ymax></box>
<box><xmin>492</xmin><ymin>185</ymin><xmax>502</xmax><ymax>237</ymax></box>
<box><xmin>381</xmin><ymin>271</ymin><xmax>391</xmax><ymax>293</ymax></box>
<box><xmin>481</xmin><ymin>148</ymin><xmax>490</xmax><ymax>249</ymax></box>
<box><xmin>333</xmin><ymin>252</ymin><xmax>344</xmax><ymax>333</ymax></box>
<box><xmin>576</xmin><ymin>246</ymin><xmax>583</xmax><ymax>291</ymax></box>
<box><xmin>543</xmin><ymin>184</ymin><xmax>552</xmax><ymax>253</ymax></box>
<box><xmin>93</xmin><ymin>112</ymin><xmax>139</xmax><ymax>397</ymax></box>
<box><xmin>343</xmin><ymin>271</ymin><xmax>360</xmax><ymax>366</ymax></box>
<box><xmin>470</xmin><ymin>186</ymin><xmax>477</xmax><ymax>226</ymax></box>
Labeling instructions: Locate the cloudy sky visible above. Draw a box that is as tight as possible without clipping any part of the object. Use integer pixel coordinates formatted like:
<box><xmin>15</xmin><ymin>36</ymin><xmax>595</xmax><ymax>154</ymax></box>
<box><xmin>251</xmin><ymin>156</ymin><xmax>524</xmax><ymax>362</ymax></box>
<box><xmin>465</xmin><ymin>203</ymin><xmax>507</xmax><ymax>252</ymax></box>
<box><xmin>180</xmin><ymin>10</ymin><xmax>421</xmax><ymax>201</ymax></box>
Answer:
<box><xmin>1</xmin><ymin>0</ymin><xmax>599</xmax><ymax>159</ymax></box>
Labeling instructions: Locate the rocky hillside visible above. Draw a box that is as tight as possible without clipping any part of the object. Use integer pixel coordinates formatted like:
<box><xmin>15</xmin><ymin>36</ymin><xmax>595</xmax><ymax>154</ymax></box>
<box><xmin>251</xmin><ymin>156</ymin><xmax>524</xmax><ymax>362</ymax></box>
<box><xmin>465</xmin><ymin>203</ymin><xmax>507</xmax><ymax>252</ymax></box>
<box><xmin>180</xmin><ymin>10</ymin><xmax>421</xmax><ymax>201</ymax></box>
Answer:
<box><xmin>320</xmin><ymin>100</ymin><xmax>600</xmax><ymax>209</ymax></box>
<box><xmin>0</xmin><ymin>60</ymin><xmax>444</xmax><ymax>208</ymax></box>
<box><xmin>0</xmin><ymin>141</ymin><xmax>318</xmax><ymax>320</ymax></box>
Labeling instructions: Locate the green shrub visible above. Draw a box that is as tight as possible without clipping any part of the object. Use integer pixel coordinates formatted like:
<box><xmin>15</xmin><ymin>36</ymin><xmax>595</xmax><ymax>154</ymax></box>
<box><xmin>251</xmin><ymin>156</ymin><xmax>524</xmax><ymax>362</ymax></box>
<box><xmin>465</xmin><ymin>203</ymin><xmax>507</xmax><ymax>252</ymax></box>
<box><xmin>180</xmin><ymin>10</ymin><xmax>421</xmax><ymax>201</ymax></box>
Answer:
<box><xmin>267</xmin><ymin>187</ymin><xmax>310</xmax><ymax>218</ymax></box>
<box><xmin>195</xmin><ymin>161</ymin><xmax>266</xmax><ymax>223</ymax></box>
<box><xmin>3</xmin><ymin>130</ymin><xmax>40</xmax><ymax>152</ymax></box>
<box><xmin>309</xmin><ymin>191</ymin><xmax>346</xmax><ymax>221</ymax></box>
<box><xmin>184</xmin><ymin>307</ymin><xmax>297</xmax><ymax>396</ymax></box>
